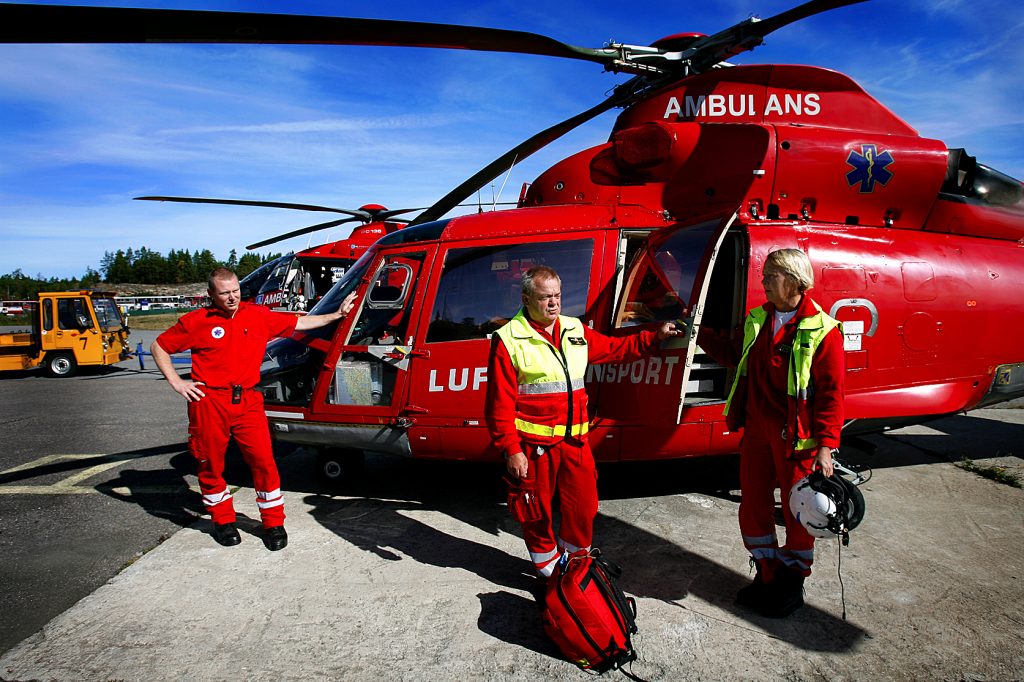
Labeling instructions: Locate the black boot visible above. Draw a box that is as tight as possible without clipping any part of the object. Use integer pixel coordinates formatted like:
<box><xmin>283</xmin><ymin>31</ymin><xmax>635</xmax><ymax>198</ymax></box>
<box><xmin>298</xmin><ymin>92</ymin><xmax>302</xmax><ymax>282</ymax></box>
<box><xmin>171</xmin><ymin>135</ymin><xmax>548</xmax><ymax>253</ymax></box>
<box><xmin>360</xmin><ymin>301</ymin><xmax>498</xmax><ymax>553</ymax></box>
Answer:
<box><xmin>212</xmin><ymin>522</ymin><xmax>241</xmax><ymax>547</ymax></box>
<box><xmin>736</xmin><ymin>566</ymin><xmax>769</xmax><ymax>610</ymax></box>
<box><xmin>758</xmin><ymin>567</ymin><xmax>805</xmax><ymax>618</ymax></box>
<box><xmin>263</xmin><ymin>525</ymin><xmax>288</xmax><ymax>551</ymax></box>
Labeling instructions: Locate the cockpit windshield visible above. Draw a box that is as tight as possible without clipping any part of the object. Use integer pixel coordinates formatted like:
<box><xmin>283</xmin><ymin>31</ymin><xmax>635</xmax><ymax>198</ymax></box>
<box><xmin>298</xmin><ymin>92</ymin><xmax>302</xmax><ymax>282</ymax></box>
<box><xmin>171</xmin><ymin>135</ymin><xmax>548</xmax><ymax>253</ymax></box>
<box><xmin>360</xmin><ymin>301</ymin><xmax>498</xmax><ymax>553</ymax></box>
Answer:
<box><xmin>942</xmin><ymin>149</ymin><xmax>1024</xmax><ymax>210</ymax></box>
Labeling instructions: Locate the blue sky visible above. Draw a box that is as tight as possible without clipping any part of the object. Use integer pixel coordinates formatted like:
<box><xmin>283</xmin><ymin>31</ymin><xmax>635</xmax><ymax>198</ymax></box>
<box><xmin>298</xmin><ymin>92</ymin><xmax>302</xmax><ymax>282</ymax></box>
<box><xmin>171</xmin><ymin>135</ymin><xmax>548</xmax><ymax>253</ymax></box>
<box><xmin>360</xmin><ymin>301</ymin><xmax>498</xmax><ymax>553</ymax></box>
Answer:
<box><xmin>1</xmin><ymin>0</ymin><xmax>1021</xmax><ymax>279</ymax></box>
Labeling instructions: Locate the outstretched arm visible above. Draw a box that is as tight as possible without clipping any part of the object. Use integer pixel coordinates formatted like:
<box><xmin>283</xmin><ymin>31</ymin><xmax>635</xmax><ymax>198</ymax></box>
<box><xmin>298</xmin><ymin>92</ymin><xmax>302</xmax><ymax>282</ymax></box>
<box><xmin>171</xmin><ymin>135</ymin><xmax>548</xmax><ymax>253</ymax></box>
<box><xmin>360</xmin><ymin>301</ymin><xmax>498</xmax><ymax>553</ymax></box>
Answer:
<box><xmin>294</xmin><ymin>291</ymin><xmax>357</xmax><ymax>331</ymax></box>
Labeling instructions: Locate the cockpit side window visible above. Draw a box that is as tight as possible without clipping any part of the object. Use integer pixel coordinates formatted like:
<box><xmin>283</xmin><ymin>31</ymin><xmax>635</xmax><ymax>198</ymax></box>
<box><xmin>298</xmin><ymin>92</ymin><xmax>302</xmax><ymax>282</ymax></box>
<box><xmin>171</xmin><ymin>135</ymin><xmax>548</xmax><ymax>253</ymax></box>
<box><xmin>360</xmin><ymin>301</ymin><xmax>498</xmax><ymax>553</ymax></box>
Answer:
<box><xmin>942</xmin><ymin>149</ymin><xmax>1024</xmax><ymax>209</ymax></box>
<box><xmin>426</xmin><ymin>238</ymin><xmax>595</xmax><ymax>343</ymax></box>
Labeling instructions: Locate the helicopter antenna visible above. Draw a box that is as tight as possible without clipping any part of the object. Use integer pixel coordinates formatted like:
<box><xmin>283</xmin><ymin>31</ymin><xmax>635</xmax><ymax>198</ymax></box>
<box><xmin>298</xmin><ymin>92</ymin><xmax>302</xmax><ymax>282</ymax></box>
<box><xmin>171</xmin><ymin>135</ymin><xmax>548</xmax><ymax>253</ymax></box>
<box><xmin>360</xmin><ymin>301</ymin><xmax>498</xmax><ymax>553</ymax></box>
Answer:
<box><xmin>494</xmin><ymin>155</ymin><xmax>518</xmax><ymax>211</ymax></box>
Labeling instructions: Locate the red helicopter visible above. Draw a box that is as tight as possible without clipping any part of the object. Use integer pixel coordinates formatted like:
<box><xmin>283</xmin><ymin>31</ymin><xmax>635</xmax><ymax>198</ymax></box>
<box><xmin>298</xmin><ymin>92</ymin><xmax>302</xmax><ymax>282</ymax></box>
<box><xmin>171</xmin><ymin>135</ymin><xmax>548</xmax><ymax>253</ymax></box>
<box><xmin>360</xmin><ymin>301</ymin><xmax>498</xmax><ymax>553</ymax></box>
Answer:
<box><xmin>135</xmin><ymin>196</ymin><xmax>413</xmax><ymax>311</ymax></box>
<box><xmin>4</xmin><ymin>1</ymin><xmax>1022</xmax><ymax>481</ymax></box>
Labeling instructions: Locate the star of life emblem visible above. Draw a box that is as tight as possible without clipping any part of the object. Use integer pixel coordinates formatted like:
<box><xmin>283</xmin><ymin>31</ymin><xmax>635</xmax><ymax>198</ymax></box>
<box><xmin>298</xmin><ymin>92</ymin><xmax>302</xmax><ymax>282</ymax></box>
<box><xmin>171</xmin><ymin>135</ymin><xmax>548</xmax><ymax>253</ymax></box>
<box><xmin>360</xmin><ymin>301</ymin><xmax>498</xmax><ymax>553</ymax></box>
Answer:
<box><xmin>211</xmin><ymin>326</ymin><xmax>225</xmax><ymax>339</ymax></box>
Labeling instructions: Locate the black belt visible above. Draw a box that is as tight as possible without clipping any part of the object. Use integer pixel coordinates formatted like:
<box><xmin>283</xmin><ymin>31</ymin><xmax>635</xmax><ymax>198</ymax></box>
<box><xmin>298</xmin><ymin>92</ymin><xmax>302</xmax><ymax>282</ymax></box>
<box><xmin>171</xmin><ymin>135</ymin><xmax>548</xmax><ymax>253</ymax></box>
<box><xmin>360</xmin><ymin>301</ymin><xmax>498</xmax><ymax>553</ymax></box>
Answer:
<box><xmin>205</xmin><ymin>384</ymin><xmax>256</xmax><ymax>404</ymax></box>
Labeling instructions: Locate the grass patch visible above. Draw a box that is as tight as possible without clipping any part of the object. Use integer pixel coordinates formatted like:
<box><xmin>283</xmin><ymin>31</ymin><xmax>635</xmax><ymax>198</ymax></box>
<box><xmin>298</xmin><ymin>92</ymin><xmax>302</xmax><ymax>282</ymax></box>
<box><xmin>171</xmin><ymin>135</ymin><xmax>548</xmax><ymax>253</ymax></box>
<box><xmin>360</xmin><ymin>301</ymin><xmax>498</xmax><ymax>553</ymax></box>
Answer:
<box><xmin>956</xmin><ymin>458</ymin><xmax>1022</xmax><ymax>488</ymax></box>
<box><xmin>126</xmin><ymin>312</ymin><xmax>188</xmax><ymax>330</ymax></box>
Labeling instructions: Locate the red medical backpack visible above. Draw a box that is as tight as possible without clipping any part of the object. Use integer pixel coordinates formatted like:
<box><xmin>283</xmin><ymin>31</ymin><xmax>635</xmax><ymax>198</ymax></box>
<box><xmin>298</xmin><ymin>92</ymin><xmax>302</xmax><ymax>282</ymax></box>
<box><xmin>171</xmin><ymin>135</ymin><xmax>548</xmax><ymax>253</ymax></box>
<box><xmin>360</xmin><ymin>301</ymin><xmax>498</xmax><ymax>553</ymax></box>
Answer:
<box><xmin>542</xmin><ymin>548</ymin><xmax>642</xmax><ymax>676</ymax></box>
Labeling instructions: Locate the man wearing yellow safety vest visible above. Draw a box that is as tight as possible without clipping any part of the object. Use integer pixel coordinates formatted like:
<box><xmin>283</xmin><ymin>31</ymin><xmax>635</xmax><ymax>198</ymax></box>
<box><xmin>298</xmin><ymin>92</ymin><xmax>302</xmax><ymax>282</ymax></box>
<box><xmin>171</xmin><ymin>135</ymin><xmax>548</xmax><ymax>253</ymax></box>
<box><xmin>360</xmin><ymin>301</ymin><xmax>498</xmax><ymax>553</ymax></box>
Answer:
<box><xmin>486</xmin><ymin>265</ymin><xmax>681</xmax><ymax>581</ymax></box>
<box><xmin>701</xmin><ymin>248</ymin><xmax>845</xmax><ymax>618</ymax></box>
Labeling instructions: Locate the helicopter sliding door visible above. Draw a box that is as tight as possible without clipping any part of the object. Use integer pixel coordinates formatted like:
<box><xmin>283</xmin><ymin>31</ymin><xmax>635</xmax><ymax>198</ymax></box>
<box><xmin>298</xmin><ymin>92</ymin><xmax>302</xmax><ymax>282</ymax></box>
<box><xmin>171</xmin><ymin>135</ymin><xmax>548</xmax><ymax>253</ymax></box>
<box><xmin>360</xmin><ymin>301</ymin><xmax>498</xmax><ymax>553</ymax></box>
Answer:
<box><xmin>599</xmin><ymin>212</ymin><xmax>737</xmax><ymax>425</ymax></box>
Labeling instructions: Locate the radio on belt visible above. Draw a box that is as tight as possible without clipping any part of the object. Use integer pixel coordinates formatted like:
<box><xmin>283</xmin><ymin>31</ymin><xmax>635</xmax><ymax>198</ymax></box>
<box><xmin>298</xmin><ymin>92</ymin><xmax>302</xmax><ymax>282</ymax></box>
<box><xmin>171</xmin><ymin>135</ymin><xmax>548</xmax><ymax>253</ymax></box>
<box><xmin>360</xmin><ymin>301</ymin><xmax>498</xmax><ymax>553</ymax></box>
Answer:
<box><xmin>232</xmin><ymin>385</ymin><xmax>242</xmax><ymax>404</ymax></box>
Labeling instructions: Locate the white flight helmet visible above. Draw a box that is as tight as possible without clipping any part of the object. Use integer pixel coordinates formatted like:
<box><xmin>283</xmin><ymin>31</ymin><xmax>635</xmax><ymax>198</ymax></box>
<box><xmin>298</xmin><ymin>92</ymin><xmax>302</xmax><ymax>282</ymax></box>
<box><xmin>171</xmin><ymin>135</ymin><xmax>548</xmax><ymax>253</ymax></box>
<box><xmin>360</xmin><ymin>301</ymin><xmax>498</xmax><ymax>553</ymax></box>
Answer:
<box><xmin>790</xmin><ymin>465</ymin><xmax>865</xmax><ymax>544</ymax></box>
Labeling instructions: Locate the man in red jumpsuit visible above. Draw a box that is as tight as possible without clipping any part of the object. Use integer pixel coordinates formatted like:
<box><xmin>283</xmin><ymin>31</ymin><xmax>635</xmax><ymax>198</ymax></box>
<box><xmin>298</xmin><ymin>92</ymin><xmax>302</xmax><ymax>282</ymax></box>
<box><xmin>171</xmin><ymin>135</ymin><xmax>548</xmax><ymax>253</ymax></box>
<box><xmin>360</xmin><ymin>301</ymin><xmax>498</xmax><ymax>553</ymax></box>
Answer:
<box><xmin>152</xmin><ymin>267</ymin><xmax>355</xmax><ymax>550</ymax></box>
<box><xmin>486</xmin><ymin>265</ymin><xmax>681</xmax><ymax>580</ymax></box>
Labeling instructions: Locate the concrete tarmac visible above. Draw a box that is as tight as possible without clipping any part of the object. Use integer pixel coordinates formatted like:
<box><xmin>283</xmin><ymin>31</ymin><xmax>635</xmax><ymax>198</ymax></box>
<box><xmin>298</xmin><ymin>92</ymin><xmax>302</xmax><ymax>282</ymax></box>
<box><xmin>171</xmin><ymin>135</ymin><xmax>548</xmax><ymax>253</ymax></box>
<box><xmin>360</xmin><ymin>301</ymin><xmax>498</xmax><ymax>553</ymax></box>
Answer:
<box><xmin>1</xmin><ymin>394</ymin><xmax>1022</xmax><ymax>680</ymax></box>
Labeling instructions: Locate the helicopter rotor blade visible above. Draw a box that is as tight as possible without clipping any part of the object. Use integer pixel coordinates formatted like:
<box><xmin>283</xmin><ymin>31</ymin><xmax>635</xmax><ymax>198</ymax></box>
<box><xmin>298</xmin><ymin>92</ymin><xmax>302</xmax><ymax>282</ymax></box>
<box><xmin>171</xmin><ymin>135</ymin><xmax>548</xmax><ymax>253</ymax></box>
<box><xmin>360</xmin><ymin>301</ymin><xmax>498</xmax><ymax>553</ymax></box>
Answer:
<box><xmin>407</xmin><ymin>0</ymin><xmax>867</xmax><ymax>225</ymax></box>
<box><xmin>13</xmin><ymin>1</ymin><xmax>867</xmax><ymax>228</ymax></box>
<box><xmin>409</xmin><ymin>78</ymin><xmax>646</xmax><ymax>226</ymax></box>
<box><xmin>682</xmin><ymin>0</ymin><xmax>868</xmax><ymax>72</ymax></box>
<box><xmin>0</xmin><ymin>4</ymin><xmax>621</xmax><ymax>68</ymax></box>
<box><xmin>246</xmin><ymin>217</ymin><xmax>361</xmax><ymax>250</ymax></box>
<box><xmin>135</xmin><ymin>196</ymin><xmax>371</xmax><ymax>220</ymax></box>
<box><xmin>246</xmin><ymin>202</ymin><xmax>522</xmax><ymax>248</ymax></box>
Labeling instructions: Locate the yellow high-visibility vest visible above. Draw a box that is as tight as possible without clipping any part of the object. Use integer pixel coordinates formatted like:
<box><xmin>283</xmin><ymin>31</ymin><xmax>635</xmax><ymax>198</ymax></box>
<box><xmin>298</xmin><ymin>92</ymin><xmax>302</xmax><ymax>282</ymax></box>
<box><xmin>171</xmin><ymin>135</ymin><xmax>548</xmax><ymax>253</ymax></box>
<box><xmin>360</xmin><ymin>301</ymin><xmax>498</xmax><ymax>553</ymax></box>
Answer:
<box><xmin>495</xmin><ymin>310</ymin><xmax>591</xmax><ymax>441</ymax></box>
<box><xmin>724</xmin><ymin>302</ymin><xmax>841</xmax><ymax>450</ymax></box>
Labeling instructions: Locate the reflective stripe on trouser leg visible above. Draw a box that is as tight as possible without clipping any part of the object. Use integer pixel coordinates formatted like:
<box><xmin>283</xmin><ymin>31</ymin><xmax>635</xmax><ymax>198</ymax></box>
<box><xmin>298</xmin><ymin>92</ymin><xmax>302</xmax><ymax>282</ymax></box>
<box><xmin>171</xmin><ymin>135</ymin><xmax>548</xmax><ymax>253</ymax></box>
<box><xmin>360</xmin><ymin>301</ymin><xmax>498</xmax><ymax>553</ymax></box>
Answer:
<box><xmin>558</xmin><ymin>537</ymin><xmax>590</xmax><ymax>554</ymax></box>
<box><xmin>743</xmin><ymin>532</ymin><xmax>780</xmax><ymax>564</ymax></box>
<box><xmin>256</xmin><ymin>490</ymin><xmax>285</xmax><ymax>531</ymax></box>
<box><xmin>202</xmin><ymin>487</ymin><xmax>233</xmax><ymax>507</ymax></box>
<box><xmin>256</xmin><ymin>488</ymin><xmax>283</xmax><ymax>509</ymax></box>
<box><xmin>780</xmin><ymin>548</ymin><xmax>815</xmax><ymax>573</ymax></box>
<box><xmin>739</xmin><ymin>420</ymin><xmax>784</xmax><ymax>582</ymax></box>
<box><xmin>520</xmin><ymin>444</ymin><xmax>559</xmax><ymax>576</ymax></box>
<box><xmin>201</xmin><ymin>486</ymin><xmax>235</xmax><ymax>525</ymax></box>
<box><xmin>188</xmin><ymin>396</ymin><xmax>236</xmax><ymax>525</ymax></box>
<box><xmin>531</xmin><ymin>547</ymin><xmax>561</xmax><ymax>577</ymax></box>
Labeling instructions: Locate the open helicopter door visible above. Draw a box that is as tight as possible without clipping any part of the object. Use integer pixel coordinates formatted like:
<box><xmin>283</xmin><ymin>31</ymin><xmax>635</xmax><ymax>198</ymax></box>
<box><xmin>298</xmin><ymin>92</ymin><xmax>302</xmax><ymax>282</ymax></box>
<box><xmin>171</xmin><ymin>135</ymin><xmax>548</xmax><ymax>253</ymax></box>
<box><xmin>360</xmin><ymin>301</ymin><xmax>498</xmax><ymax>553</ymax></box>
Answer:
<box><xmin>602</xmin><ymin>211</ymin><xmax>738</xmax><ymax>426</ymax></box>
<box><xmin>311</xmin><ymin>246</ymin><xmax>437</xmax><ymax>448</ymax></box>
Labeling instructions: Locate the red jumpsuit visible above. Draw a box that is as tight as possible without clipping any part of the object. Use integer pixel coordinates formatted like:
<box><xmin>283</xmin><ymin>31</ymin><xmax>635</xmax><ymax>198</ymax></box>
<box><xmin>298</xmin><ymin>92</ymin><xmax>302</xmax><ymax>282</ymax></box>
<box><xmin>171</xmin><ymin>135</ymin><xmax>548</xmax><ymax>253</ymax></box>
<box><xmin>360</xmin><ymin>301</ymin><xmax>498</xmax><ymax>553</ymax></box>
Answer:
<box><xmin>156</xmin><ymin>303</ymin><xmax>297</xmax><ymax>528</ymax></box>
<box><xmin>704</xmin><ymin>295</ymin><xmax>844</xmax><ymax>579</ymax></box>
<box><xmin>486</xmin><ymin>315</ymin><xmax>658</xmax><ymax>577</ymax></box>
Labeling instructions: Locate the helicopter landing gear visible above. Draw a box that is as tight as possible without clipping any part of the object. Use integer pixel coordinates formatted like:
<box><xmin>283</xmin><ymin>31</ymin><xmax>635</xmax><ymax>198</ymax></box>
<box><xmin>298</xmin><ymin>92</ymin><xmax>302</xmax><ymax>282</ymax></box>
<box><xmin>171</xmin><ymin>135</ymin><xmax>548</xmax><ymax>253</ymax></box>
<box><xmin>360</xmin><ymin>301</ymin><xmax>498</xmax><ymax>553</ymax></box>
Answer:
<box><xmin>315</xmin><ymin>447</ymin><xmax>365</xmax><ymax>485</ymax></box>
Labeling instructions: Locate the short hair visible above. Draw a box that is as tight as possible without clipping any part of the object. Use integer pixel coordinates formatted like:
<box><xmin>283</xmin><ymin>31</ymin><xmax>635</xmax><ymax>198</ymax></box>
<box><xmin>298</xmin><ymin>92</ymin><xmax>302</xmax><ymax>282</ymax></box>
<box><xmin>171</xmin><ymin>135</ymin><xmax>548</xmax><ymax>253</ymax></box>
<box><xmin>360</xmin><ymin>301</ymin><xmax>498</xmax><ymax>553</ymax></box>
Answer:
<box><xmin>765</xmin><ymin>249</ymin><xmax>814</xmax><ymax>291</ymax></box>
<box><xmin>208</xmin><ymin>267</ymin><xmax>238</xmax><ymax>291</ymax></box>
<box><xmin>521</xmin><ymin>265</ymin><xmax>561</xmax><ymax>296</ymax></box>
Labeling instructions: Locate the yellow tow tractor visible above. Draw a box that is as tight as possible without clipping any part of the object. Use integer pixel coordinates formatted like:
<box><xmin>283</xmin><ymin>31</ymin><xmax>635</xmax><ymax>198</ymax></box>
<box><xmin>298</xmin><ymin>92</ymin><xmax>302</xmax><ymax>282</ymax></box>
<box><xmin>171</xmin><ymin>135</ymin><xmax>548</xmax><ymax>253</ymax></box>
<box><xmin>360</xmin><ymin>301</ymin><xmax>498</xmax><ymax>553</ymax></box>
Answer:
<box><xmin>0</xmin><ymin>291</ymin><xmax>131</xmax><ymax>377</ymax></box>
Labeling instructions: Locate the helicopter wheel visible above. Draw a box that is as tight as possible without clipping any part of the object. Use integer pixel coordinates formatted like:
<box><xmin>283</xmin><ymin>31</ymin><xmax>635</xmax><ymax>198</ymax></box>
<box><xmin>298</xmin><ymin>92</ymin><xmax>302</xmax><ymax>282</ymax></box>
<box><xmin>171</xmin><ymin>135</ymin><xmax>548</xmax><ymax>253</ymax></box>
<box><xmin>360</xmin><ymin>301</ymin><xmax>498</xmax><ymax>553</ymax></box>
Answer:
<box><xmin>315</xmin><ymin>447</ymin><xmax>365</xmax><ymax>485</ymax></box>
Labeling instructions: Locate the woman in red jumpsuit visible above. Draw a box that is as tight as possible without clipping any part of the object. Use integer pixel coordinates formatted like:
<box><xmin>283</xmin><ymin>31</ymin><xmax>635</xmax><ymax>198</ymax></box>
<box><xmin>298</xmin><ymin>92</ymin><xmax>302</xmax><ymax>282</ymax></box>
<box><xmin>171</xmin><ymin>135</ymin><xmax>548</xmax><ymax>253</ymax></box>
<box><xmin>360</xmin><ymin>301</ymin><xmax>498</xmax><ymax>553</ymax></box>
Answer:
<box><xmin>702</xmin><ymin>249</ymin><xmax>844</xmax><ymax>618</ymax></box>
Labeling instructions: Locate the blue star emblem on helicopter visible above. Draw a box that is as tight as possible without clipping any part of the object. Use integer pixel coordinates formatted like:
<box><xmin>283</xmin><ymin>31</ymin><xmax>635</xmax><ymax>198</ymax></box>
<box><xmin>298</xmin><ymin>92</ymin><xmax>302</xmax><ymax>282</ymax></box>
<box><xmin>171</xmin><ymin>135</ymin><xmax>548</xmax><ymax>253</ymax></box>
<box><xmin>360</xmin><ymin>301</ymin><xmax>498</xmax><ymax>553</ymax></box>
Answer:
<box><xmin>846</xmin><ymin>144</ymin><xmax>894</xmax><ymax>192</ymax></box>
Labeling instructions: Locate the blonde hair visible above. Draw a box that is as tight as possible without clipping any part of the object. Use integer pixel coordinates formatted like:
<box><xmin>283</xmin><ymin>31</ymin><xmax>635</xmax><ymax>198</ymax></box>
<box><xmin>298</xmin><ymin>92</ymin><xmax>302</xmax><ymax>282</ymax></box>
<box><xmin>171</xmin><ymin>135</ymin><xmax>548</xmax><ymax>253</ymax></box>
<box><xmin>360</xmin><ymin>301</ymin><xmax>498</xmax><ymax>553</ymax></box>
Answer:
<box><xmin>765</xmin><ymin>249</ymin><xmax>814</xmax><ymax>291</ymax></box>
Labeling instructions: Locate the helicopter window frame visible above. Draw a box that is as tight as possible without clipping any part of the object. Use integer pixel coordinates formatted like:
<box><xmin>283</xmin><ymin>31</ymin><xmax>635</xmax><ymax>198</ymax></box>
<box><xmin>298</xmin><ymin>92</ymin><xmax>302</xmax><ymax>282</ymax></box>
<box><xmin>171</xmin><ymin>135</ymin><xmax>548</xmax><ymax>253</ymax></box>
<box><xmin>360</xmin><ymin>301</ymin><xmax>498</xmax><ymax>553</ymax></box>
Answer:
<box><xmin>239</xmin><ymin>258</ymin><xmax>279</xmax><ymax>300</ymax></box>
<box><xmin>365</xmin><ymin>262</ymin><xmax>414</xmax><ymax>309</ymax></box>
<box><xmin>295</xmin><ymin>249</ymin><xmax>376</xmax><ymax>344</ymax></box>
<box><xmin>346</xmin><ymin>252</ymin><xmax>427</xmax><ymax>347</ymax></box>
<box><xmin>613</xmin><ymin>218</ymin><xmax>723</xmax><ymax>329</ymax></box>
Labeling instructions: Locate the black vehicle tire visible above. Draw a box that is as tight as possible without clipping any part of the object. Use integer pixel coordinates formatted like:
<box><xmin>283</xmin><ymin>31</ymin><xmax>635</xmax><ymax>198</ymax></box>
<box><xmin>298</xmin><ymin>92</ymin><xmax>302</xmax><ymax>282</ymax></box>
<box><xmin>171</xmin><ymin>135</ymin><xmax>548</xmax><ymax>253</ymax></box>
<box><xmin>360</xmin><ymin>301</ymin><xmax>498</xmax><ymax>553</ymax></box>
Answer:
<box><xmin>45</xmin><ymin>352</ymin><xmax>77</xmax><ymax>378</ymax></box>
<box><xmin>316</xmin><ymin>448</ymin><xmax>365</xmax><ymax>484</ymax></box>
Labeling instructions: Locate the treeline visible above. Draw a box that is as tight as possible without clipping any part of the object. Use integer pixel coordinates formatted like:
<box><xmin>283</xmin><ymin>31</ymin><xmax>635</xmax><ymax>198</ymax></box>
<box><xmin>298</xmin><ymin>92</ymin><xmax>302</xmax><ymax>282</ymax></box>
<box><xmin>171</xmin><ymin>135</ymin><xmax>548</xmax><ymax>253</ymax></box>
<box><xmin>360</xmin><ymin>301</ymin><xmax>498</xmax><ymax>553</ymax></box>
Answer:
<box><xmin>1</xmin><ymin>268</ymin><xmax>103</xmax><ymax>300</ymax></box>
<box><xmin>1</xmin><ymin>247</ymin><xmax>281</xmax><ymax>300</ymax></box>
<box><xmin>100</xmin><ymin>247</ymin><xmax>281</xmax><ymax>284</ymax></box>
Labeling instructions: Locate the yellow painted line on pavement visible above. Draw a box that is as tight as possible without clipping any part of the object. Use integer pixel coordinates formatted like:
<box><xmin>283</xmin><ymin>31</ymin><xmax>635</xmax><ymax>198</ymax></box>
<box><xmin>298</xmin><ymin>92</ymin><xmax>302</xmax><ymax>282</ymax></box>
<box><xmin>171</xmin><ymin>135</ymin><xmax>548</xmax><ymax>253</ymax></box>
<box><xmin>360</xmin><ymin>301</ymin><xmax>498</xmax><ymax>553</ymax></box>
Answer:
<box><xmin>0</xmin><ymin>454</ymin><xmax>200</xmax><ymax>496</ymax></box>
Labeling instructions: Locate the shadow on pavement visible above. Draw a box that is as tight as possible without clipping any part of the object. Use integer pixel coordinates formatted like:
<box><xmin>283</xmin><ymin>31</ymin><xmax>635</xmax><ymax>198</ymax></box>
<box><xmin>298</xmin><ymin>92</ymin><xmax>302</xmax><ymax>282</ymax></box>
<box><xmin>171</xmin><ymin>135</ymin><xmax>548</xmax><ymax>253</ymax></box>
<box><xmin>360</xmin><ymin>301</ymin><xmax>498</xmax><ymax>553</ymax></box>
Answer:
<box><xmin>477</xmin><ymin>591</ymin><xmax>562</xmax><ymax>659</ymax></box>
<box><xmin>300</xmin><ymin>451</ymin><xmax>867</xmax><ymax>655</ymax></box>
<box><xmin>0</xmin><ymin>443</ymin><xmax>186</xmax><ymax>485</ymax></box>
<box><xmin>837</xmin><ymin>411</ymin><xmax>1024</xmax><ymax>475</ymax></box>
<box><xmin>96</xmin><ymin>451</ymin><xmax>204</xmax><ymax>527</ymax></box>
